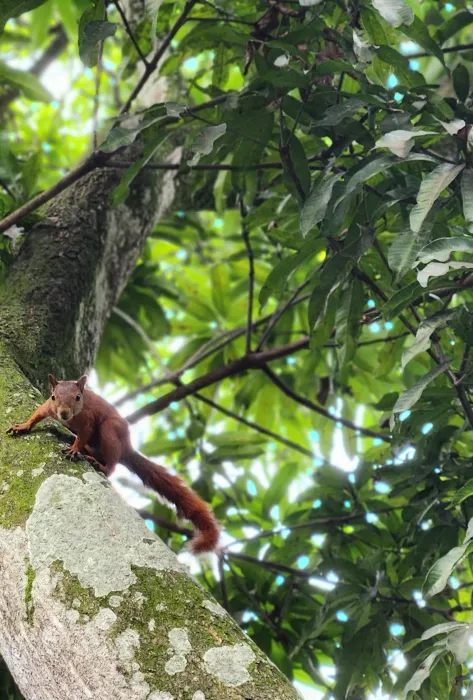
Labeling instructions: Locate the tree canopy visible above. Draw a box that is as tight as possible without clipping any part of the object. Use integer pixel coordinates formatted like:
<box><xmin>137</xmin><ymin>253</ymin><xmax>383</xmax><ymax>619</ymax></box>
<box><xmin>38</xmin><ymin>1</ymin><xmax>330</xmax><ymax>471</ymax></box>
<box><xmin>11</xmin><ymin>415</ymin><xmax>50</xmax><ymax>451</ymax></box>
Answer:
<box><xmin>4</xmin><ymin>0</ymin><xmax>473</xmax><ymax>698</ymax></box>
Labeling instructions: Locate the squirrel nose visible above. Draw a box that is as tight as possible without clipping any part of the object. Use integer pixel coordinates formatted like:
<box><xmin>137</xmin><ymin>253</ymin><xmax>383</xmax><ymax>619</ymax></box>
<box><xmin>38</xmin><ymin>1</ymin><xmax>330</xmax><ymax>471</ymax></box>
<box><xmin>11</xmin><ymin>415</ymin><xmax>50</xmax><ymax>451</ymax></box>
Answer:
<box><xmin>60</xmin><ymin>410</ymin><xmax>70</xmax><ymax>420</ymax></box>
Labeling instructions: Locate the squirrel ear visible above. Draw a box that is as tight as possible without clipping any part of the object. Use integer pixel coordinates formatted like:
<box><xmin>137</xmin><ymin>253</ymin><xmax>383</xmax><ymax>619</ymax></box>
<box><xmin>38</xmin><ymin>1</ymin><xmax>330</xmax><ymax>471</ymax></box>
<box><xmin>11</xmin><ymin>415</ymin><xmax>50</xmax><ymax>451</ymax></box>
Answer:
<box><xmin>76</xmin><ymin>375</ymin><xmax>88</xmax><ymax>392</ymax></box>
<box><xmin>48</xmin><ymin>374</ymin><xmax>58</xmax><ymax>391</ymax></box>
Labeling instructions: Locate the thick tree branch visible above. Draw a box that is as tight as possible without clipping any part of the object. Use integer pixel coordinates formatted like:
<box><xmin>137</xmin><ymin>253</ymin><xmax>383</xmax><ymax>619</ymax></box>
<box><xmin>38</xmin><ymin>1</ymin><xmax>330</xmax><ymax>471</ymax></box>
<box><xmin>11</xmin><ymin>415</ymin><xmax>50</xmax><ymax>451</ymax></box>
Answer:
<box><xmin>0</xmin><ymin>93</ymin><xmax>230</xmax><ymax>235</ymax></box>
<box><xmin>126</xmin><ymin>336</ymin><xmax>311</xmax><ymax>423</ymax></box>
<box><xmin>126</xmin><ymin>336</ymin><xmax>389</xmax><ymax>440</ymax></box>
<box><xmin>115</xmin><ymin>293</ymin><xmax>313</xmax><ymax>407</ymax></box>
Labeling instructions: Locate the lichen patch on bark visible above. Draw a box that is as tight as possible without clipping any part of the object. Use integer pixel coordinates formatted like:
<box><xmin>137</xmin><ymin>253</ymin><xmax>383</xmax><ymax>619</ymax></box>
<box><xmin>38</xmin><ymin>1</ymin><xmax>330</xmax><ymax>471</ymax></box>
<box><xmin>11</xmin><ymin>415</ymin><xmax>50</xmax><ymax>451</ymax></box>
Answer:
<box><xmin>26</xmin><ymin>472</ymin><xmax>181</xmax><ymax>597</ymax></box>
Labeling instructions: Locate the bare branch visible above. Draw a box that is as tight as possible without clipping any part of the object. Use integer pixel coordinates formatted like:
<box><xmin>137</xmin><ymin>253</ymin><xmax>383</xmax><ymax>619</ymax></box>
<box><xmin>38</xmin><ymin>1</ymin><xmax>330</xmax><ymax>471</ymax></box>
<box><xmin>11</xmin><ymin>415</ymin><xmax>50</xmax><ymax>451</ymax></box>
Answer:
<box><xmin>126</xmin><ymin>336</ymin><xmax>311</xmax><ymax>423</ymax></box>
<box><xmin>113</xmin><ymin>0</ymin><xmax>149</xmax><ymax>67</ymax></box>
<box><xmin>240</xmin><ymin>200</ymin><xmax>254</xmax><ymax>355</ymax></box>
<box><xmin>194</xmin><ymin>392</ymin><xmax>313</xmax><ymax>457</ymax></box>
<box><xmin>120</xmin><ymin>0</ymin><xmax>199</xmax><ymax>116</ymax></box>
<box><xmin>262</xmin><ymin>365</ymin><xmax>390</xmax><ymax>442</ymax></box>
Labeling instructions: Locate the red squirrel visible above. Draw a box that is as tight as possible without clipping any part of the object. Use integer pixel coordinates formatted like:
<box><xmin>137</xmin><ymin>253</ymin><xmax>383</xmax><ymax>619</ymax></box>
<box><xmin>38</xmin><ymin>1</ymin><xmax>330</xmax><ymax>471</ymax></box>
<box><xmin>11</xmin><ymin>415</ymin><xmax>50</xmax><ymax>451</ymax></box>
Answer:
<box><xmin>7</xmin><ymin>375</ymin><xmax>219</xmax><ymax>554</ymax></box>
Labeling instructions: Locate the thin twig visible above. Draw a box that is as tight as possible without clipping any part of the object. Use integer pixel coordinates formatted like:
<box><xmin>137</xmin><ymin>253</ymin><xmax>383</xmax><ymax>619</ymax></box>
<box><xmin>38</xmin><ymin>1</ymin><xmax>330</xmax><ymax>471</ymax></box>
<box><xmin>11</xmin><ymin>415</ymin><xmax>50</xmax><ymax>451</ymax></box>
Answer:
<box><xmin>120</xmin><ymin>0</ymin><xmax>199</xmax><ymax>116</ymax></box>
<box><xmin>409</xmin><ymin>42</ymin><xmax>473</xmax><ymax>59</ymax></box>
<box><xmin>257</xmin><ymin>280</ymin><xmax>311</xmax><ymax>351</ymax></box>
<box><xmin>194</xmin><ymin>393</ymin><xmax>313</xmax><ymax>457</ymax></box>
<box><xmin>186</xmin><ymin>15</ymin><xmax>255</xmax><ymax>25</ymax></box>
<box><xmin>218</xmin><ymin>555</ymin><xmax>229</xmax><ymax>610</ymax></box>
<box><xmin>262</xmin><ymin>365</ymin><xmax>390</xmax><ymax>442</ymax></box>
<box><xmin>112</xmin><ymin>160</ymin><xmax>284</xmax><ymax>171</ymax></box>
<box><xmin>0</xmin><ymin>151</ymin><xmax>108</xmax><ymax>234</ymax></box>
<box><xmin>92</xmin><ymin>45</ymin><xmax>103</xmax><ymax>150</ymax></box>
<box><xmin>0</xmin><ymin>178</ymin><xmax>15</xmax><ymax>200</ymax></box>
<box><xmin>115</xmin><ymin>293</ymin><xmax>312</xmax><ymax>407</ymax></box>
<box><xmin>240</xmin><ymin>200</ymin><xmax>253</xmax><ymax>355</ymax></box>
<box><xmin>228</xmin><ymin>506</ymin><xmax>404</xmax><ymax>546</ymax></box>
<box><xmin>113</xmin><ymin>0</ymin><xmax>149</xmax><ymax>66</ymax></box>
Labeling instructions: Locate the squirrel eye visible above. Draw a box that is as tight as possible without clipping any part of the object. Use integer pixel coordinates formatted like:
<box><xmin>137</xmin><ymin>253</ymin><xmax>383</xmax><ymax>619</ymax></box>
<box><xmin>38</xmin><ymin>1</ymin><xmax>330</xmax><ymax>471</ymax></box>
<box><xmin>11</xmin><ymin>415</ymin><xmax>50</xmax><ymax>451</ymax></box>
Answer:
<box><xmin>51</xmin><ymin>395</ymin><xmax>55</xmax><ymax>401</ymax></box>
<box><xmin>76</xmin><ymin>394</ymin><xmax>81</xmax><ymax>401</ymax></box>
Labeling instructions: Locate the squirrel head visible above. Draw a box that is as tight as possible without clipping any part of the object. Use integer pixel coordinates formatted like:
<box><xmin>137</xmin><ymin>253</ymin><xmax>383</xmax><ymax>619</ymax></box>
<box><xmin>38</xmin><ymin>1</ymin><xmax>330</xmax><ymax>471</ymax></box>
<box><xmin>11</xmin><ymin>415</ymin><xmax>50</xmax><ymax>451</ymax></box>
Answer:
<box><xmin>48</xmin><ymin>375</ymin><xmax>88</xmax><ymax>423</ymax></box>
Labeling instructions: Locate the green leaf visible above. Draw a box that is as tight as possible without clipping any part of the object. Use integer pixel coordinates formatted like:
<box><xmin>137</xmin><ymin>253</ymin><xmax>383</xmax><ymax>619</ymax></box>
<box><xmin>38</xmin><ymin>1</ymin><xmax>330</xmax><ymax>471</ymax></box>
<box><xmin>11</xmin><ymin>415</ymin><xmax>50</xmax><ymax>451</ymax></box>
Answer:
<box><xmin>30</xmin><ymin>0</ymin><xmax>52</xmax><ymax>48</ymax></box>
<box><xmin>79</xmin><ymin>19</ymin><xmax>117</xmax><ymax>68</ymax></box>
<box><xmin>375</xmin><ymin>129</ymin><xmax>436</xmax><ymax>158</ymax></box>
<box><xmin>400</xmin><ymin>651</ymin><xmax>442</xmax><ymax>700</ymax></box>
<box><xmin>418</xmin><ymin>260</ymin><xmax>473</xmax><ymax>287</ymax></box>
<box><xmin>55</xmin><ymin>0</ymin><xmax>77</xmax><ymax>42</ymax></box>
<box><xmin>450</xmin><ymin>306</ymin><xmax>473</xmax><ymax>346</ymax></box>
<box><xmin>375</xmin><ymin>46</ymin><xmax>425</xmax><ymax>87</ymax></box>
<box><xmin>388</xmin><ymin>224</ymin><xmax>431</xmax><ymax>282</ymax></box>
<box><xmin>188</xmin><ymin>123</ymin><xmax>227</xmax><ymax>166</ymax></box>
<box><xmin>309</xmin><ymin>229</ymin><xmax>373</xmax><ymax>329</ymax></box>
<box><xmin>300</xmin><ymin>173</ymin><xmax>340</xmax><ymax>236</ymax></box>
<box><xmin>410</xmin><ymin>163</ymin><xmax>464</xmax><ymax>233</ymax></box>
<box><xmin>401</xmin><ymin>309</ymin><xmax>457</xmax><ymax>370</ymax></box>
<box><xmin>316</xmin><ymin>99</ymin><xmax>364</xmax><ymax>126</ymax></box>
<box><xmin>461</xmin><ymin>169</ymin><xmax>473</xmax><ymax>232</ymax></box>
<box><xmin>423</xmin><ymin>541</ymin><xmax>473</xmax><ymax>598</ymax></box>
<box><xmin>262</xmin><ymin>69</ymin><xmax>310</xmax><ymax>89</ymax></box>
<box><xmin>453</xmin><ymin>64</ymin><xmax>470</xmax><ymax>103</ymax></box>
<box><xmin>451</xmin><ymin>479</ymin><xmax>473</xmax><ymax>507</ymax></box>
<box><xmin>392</xmin><ymin>363</ymin><xmax>449</xmax><ymax>417</ymax></box>
<box><xmin>361</xmin><ymin>6</ymin><xmax>391</xmax><ymax>44</ymax></box>
<box><xmin>335</xmin><ymin>277</ymin><xmax>364</xmax><ymax>367</ymax></box>
<box><xmin>232</xmin><ymin>111</ymin><xmax>274</xmax><ymax>191</ymax></box>
<box><xmin>0</xmin><ymin>0</ymin><xmax>48</xmax><ymax>33</ymax></box>
<box><xmin>401</xmin><ymin>16</ymin><xmax>444</xmax><ymax>66</ymax></box>
<box><xmin>212</xmin><ymin>43</ymin><xmax>230</xmax><ymax>89</ymax></box>
<box><xmin>314</xmin><ymin>59</ymin><xmax>353</xmax><ymax>75</ymax></box>
<box><xmin>335</xmin><ymin>155</ymin><xmax>393</xmax><ymax>208</ymax></box>
<box><xmin>110</xmin><ymin>133</ymin><xmax>170</xmax><ymax>206</ymax></box>
<box><xmin>0</xmin><ymin>60</ymin><xmax>52</xmax><ymax>102</ymax></box>
<box><xmin>372</xmin><ymin>0</ymin><xmax>413</xmax><ymax>27</ymax></box>
<box><xmin>281</xmin><ymin>130</ymin><xmax>310</xmax><ymax>202</ymax></box>
<box><xmin>436</xmin><ymin>10</ymin><xmax>473</xmax><ymax>45</ymax></box>
<box><xmin>418</xmin><ymin>236</ymin><xmax>473</xmax><ymax>264</ymax></box>
<box><xmin>421</xmin><ymin>622</ymin><xmax>468</xmax><ymax>641</ymax></box>
<box><xmin>259</xmin><ymin>237</ymin><xmax>325</xmax><ymax>308</ymax></box>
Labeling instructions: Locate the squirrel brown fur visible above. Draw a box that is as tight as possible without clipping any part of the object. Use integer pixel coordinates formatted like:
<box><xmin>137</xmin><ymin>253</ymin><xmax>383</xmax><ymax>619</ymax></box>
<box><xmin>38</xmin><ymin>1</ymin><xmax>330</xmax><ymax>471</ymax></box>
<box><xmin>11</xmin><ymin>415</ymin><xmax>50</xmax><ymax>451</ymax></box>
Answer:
<box><xmin>7</xmin><ymin>374</ymin><xmax>219</xmax><ymax>554</ymax></box>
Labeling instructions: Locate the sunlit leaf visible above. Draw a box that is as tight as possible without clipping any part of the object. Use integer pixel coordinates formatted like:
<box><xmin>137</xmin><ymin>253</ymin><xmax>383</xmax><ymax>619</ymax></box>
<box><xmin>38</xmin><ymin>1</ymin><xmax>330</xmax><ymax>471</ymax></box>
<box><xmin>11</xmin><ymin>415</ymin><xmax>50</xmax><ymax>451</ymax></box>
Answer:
<box><xmin>372</xmin><ymin>0</ymin><xmax>413</xmax><ymax>27</ymax></box>
<box><xmin>410</xmin><ymin>164</ymin><xmax>464</xmax><ymax>233</ymax></box>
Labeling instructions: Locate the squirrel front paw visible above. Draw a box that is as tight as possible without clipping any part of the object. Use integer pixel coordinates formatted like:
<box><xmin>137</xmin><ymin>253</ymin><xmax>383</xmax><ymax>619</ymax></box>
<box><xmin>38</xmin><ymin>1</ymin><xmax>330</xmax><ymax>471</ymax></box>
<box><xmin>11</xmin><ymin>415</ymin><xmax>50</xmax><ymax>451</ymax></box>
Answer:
<box><xmin>62</xmin><ymin>446</ymin><xmax>81</xmax><ymax>461</ymax></box>
<box><xmin>6</xmin><ymin>424</ymin><xmax>30</xmax><ymax>436</ymax></box>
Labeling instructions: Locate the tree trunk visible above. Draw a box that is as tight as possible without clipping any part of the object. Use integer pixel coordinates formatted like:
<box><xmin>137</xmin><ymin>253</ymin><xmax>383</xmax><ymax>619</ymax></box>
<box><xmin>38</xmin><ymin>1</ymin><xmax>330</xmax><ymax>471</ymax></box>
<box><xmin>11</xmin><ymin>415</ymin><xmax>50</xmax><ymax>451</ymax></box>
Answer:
<box><xmin>0</xmin><ymin>139</ymin><xmax>299</xmax><ymax>700</ymax></box>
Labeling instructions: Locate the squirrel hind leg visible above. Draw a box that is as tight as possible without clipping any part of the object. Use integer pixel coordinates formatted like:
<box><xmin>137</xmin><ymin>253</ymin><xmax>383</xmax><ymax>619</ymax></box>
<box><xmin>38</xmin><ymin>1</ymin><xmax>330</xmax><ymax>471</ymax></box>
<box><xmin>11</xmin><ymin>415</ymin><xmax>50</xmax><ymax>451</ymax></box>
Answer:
<box><xmin>82</xmin><ymin>454</ymin><xmax>113</xmax><ymax>477</ymax></box>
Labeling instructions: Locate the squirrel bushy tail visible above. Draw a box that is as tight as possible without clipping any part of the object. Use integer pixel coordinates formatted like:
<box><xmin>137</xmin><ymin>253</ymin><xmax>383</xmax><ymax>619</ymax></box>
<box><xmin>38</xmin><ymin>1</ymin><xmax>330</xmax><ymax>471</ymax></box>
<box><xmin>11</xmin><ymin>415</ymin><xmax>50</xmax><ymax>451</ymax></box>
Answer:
<box><xmin>122</xmin><ymin>450</ymin><xmax>219</xmax><ymax>553</ymax></box>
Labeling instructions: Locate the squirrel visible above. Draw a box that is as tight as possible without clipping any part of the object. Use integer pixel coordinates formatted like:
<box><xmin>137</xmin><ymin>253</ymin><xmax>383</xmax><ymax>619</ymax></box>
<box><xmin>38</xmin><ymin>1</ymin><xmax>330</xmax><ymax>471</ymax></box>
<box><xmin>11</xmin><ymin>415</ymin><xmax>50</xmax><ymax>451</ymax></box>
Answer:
<box><xmin>7</xmin><ymin>374</ymin><xmax>219</xmax><ymax>554</ymax></box>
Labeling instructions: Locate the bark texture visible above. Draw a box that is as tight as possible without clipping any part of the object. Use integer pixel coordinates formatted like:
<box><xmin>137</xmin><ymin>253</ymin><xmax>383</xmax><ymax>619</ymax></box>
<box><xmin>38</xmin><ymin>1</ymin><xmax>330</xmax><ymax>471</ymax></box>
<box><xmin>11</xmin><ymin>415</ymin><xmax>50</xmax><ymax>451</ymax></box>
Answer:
<box><xmin>0</xmin><ymin>144</ymin><xmax>179</xmax><ymax>392</ymax></box>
